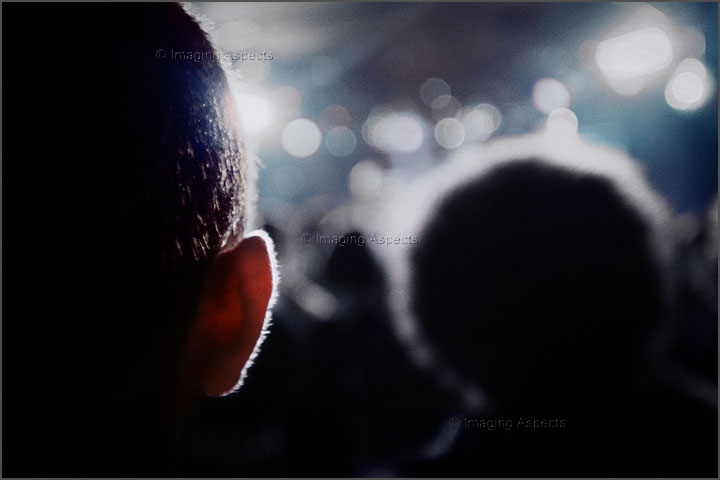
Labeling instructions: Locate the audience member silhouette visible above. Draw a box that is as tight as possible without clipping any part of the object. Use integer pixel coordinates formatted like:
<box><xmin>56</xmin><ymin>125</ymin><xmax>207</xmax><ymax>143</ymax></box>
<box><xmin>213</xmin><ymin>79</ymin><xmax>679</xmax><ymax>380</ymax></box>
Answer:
<box><xmin>372</xmin><ymin>145</ymin><xmax>717</xmax><ymax>476</ymax></box>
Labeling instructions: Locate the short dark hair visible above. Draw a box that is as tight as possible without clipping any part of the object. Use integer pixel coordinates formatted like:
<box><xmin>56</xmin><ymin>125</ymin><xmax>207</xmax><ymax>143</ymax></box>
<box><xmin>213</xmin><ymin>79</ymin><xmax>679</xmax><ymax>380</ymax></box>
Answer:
<box><xmin>11</xmin><ymin>4</ymin><xmax>246</xmax><ymax>308</ymax></box>
<box><xmin>82</xmin><ymin>3</ymin><xmax>247</xmax><ymax>270</ymax></box>
<box><xmin>10</xmin><ymin>0</ymin><xmax>247</xmax><ymax>367</ymax></box>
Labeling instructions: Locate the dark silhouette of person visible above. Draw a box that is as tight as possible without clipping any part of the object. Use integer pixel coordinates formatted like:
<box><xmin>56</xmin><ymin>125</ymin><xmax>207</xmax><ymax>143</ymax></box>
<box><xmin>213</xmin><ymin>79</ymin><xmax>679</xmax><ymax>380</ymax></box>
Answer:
<box><xmin>667</xmin><ymin>195</ymin><xmax>718</xmax><ymax>382</ymax></box>
<box><xmin>4</xmin><ymin>3</ymin><xmax>277</xmax><ymax>475</ymax></box>
<box><xmin>370</xmin><ymin>142</ymin><xmax>717</xmax><ymax>476</ymax></box>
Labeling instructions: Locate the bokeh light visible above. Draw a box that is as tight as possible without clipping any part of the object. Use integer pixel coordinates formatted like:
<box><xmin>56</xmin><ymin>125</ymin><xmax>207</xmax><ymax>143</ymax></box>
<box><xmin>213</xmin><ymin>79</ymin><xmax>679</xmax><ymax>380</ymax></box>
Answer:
<box><xmin>532</xmin><ymin>78</ymin><xmax>571</xmax><ymax>114</ymax></box>
<box><xmin>665</xmin><ymin>58</ymin><xmax>713</xmax><ymax>111</ymax></box>
<box><xmin>545</xmin><ymin>107</ymin><xmax>579</xmax><ymax>136</ymax></box>
<box><xmin>434</xmin><ymin>117</ymin><xmax>466</xmax><ymax>149</ymax></box>
<box><xmin>595</xmin><ymin>27</ymin><xmax>674</xmax><ymax>95</ymax></box>
<box><xmin>362</xmin><ymin>106</ymin><xmax>392</xmax><ymax>148</ymax></box>
<box><xmin>368</xmin><ymin>111</ymin><xmax>425</xmax><ymax>154</ymax></box>
<box><xmin>462</xmin><ymin>103</ymin><xmax>502</xmax><ymax>142</ymax></box>
<box><xmin>281</xmin><ymin>118</ymin><xmax>323</xmax><ymax>157</ymax></box>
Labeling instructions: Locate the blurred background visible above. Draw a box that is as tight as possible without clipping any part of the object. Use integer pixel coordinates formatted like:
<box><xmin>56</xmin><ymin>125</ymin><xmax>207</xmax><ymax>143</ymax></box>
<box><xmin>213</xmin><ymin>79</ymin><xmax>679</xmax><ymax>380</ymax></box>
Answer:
<box><xmin>180</xmin><ymin>2</ymin><xmax>718</xmax><ymax>476</ymax></box>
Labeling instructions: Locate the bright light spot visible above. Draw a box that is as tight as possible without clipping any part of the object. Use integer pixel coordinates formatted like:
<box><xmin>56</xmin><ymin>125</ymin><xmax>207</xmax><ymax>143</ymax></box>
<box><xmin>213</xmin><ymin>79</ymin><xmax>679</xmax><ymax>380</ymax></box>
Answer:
<box><xmin>665</xmin><ymin>58</ymin><xmax>712</xmax><ymax>111</ymax></box>
<box><xmin>371</xmin><ymin>112</ymin><xmax>425</xmax><ymax>154</ymax></box>
<box><xmin>319</xmin><ymin>104</ymin><xmax>351</xmax><ymax>131</ymax></box>
<box><xmin>311</xmin><ymin>56</ymin><xmax>342</xmax><ymax>86</ymax></box>
<box><xmin>362</xmin><ymin>106</ymin><xmax>392</xmax><ymax>147</ymax></box>
<box><xmin>235</xmin><ymin>93</ymin><xmax>276</xmax><ymax>134</ymax></box>
<box><xmin>420</xmin><ymin>78</ymin><xmax>451</xmax><ymax>107</ymax></box>
<box><xmin>545</xmin><ymin>108</ymin><xmax>578</xmax><ymax>136</ymax></box>
<box><xmin>281</xmin><ymin>119</ymin><xmax>322</xmax><ymax>158</ymax></box>
<box><xmin>274</xmin><ymin>86</ymin><xmax>302</xmax><ymax>118</ymax></box>
<box><xmin>362</xmin><ymin>109</ymin><xmax>386</xmax><ymax>147</ymax></box>
<box><xmin>434</xmin><ymin>117</ymin><xmax>466</xmax><ymax>149</ymax></box>
<box><xmin>325</xmin><ymin>127</ymin><xmax>357</xmax><ymax>157</ymax></box>
<box><xmin>532</xmin><ymin>78</ymin><xmax>571</xmax><ymax>114</ymax></box>
<box><xmin>462</xmin><ymin>103</ymin><xmax>501</xmax><ymax>142</ymax></box>
<box><xmin>672</xmin><ymin>72</ymin><xmax>704</xmax><ymax>103</ymax></box>
<box><xmin>595</xmin><ymin>27</ymin><xmax>674</xmax><ymax>83</ymax></box>
<box><xmin>348</xmin><ymin>160</ymin><xmax>384</xmax><ymax>198</ymax></box>
<box><xmin>371</xmin><ymin>118</ymin><xmax>394</xmax><ymax>150</ymax></box>
<box><xmin>294</xmin><ymin>282</ymin><xmax>339</xmax><ymax>322</ymax></box>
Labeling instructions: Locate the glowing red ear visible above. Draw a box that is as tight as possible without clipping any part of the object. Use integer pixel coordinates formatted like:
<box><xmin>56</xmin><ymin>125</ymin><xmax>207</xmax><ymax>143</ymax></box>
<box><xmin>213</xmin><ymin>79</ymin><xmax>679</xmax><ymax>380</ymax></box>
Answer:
<box><xmin>183</xmin><ymin>233</ymin><xmax>275</xmax><ymax>396</ymax></box>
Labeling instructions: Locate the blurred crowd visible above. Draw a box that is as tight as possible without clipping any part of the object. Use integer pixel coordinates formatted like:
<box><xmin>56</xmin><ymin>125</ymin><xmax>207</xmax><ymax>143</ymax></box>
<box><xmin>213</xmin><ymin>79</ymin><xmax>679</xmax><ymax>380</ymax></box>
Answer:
<box><xmin>174</xmin><ymin>3</ymin><xmax>718</xmax><ymax>476</ymax></box>
<box><xmin>178</xmin><ymin>130</ymin><xmax>717</xmax><ymax>476</ymax></box>
<box><xmin>3</xmin><ymin>2</ymin><xmax>716</xmax><ymax>477</ymax></box>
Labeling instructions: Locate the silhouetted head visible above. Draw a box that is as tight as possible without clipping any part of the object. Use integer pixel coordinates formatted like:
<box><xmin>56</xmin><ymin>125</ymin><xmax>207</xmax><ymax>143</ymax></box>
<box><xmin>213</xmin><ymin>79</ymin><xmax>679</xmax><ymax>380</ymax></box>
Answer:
<box><xmin>370</xmin><ymin>135</ymin><xmax>672</xmax><ymax>413</ymax></box>
<box><xmin>412</xmin><ymin>160</ymin><xmax>665</xmax><ymax>411</ymax></box>
<box><xmin>6</xmin><ymin>3</ymin><xmax>277</xmax><ymax>473</ymax></box>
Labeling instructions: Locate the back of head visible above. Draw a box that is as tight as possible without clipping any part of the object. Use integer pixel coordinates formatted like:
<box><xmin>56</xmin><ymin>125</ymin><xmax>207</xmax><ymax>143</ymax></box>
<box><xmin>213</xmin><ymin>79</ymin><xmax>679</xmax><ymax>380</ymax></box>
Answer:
<box><xmin>5</xmin><ymin>3</ymin><xmax>246</xmax><ymax>473</ymax></box>
<box><xmin>410</xmin><ymin>159</ymin><xmax>666</xmax><ymax>412</ymax></box>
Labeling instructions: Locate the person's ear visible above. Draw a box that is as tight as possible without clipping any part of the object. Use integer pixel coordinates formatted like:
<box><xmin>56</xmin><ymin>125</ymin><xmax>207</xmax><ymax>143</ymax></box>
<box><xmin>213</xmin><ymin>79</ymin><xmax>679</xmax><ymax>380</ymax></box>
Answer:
<box><xmin>183</xmin><ymin>231</ymin><xmax>277</xmax><ymax>397</ymax></box>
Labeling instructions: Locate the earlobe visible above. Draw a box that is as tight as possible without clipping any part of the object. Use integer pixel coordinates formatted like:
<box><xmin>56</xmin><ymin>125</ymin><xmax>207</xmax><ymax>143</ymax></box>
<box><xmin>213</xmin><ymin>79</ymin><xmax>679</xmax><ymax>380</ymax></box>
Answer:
<box><xmin>183</xmin><ymin>231</ymin><xmax>277</xmax><ymax>397</ymax></box>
